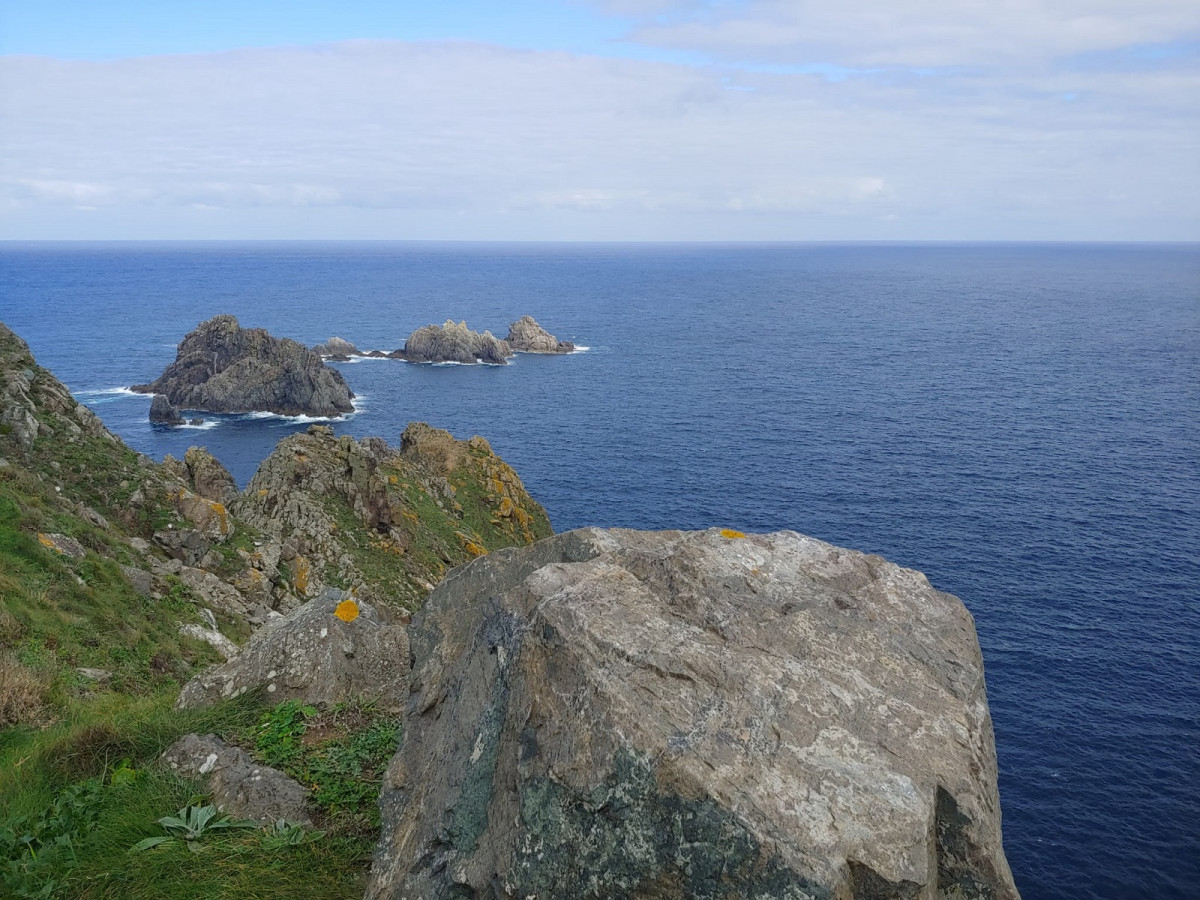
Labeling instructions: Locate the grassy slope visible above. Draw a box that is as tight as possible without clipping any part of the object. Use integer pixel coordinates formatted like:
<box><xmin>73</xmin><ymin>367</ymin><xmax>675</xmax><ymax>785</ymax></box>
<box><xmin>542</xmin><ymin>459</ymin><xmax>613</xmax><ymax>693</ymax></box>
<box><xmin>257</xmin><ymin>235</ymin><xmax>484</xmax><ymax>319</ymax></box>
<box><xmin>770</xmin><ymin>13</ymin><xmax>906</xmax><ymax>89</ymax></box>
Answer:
<box><xmin>0</xmin><ymin>330</ymin><xmax>394</xmax><ymax>898</ymax></box>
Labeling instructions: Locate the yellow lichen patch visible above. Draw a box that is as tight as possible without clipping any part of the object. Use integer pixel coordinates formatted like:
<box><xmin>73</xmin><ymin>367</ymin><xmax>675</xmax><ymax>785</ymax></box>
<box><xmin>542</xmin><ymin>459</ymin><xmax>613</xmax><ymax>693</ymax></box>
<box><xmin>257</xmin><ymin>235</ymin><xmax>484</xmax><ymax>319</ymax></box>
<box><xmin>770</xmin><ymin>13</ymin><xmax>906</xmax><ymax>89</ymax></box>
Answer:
<box><xmin>36</xmin><ymin>533</ymin><xmax>58</xmax><ymax>552</ymax></box>
<box><xmin>401</xmin><ymin>510</ymin><xmax>420</xmax><ymax>526</ymax></box>
<box><xmin>388</xmin><ymin>475</ymin><xmax>398</xmax><ymax>485</ymax></box>
<box><xmin>334</xmin><ymin>599</ymin><xmax>360</xmax><ymax>623</ymax></box>
<box><xmin>257</xmin><ymin>488</ymin><xmax>269</xmax><ymax>497</ymax></box>
<box><xmin>497</xmin><ymin>496</ymin><xmax>515</xmax><ymax>518</ymax></box>
<box><xmin>720</xmin><ymin>529</ymin><xmax>747</xmax><ymax>539</ymax></box>
<box><xmin>210</xmin><ymin>501</ymin><xmax>230</xmax><ymax>535</ymax></box>
<box><xmin>292</xmin><ymin>556</ymin><xmax>311</xmax><ymax>594</ymax></box>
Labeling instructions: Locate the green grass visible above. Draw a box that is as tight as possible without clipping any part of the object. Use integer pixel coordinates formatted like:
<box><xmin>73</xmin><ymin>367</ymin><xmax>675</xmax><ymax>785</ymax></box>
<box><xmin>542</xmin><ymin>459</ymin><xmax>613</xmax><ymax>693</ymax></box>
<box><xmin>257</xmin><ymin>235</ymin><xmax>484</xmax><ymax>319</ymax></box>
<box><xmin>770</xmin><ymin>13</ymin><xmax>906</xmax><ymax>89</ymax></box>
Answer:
<box><xmin>1</xmin><ymin>691</ymin><xmax>380</xmax><ymax>899</ymax></box>
<box><xmin>245</xmin><ymin>698</ymin><xmax>402</xmax><ymax>837</ymax></box>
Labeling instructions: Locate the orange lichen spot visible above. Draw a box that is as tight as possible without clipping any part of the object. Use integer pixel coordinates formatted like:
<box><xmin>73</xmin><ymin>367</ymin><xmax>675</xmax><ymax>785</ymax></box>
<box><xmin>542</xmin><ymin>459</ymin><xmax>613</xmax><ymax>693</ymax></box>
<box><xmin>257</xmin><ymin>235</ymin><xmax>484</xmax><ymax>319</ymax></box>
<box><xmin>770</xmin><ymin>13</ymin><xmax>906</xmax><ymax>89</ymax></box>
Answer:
<box><xmin>334</xmin><ymin>599</ymin><xmax>360</xmax><ymax>623</ymax></box>
<box><xmin>497</xmin><ymin>496</ymin><xmax>515</xmax><ymax>518</ymax></box>
<box><xmin>388</xmin><ymin>475</ymin><xmax>398</xmax><ymax>485</ymax></box>
<box><xmin>465</xmin><ymin>542</ymin><xmax>488</xmax><ymax>557</ymax></box>
<box><xmin>258</xmin><ymin>488</ymin><xmax>269</xmax><ymax>497</ymax></box>
<box><xmin>37</xmin><ymin>533</ymin><xmax>58</xmax><ymax>551</ymax></box>
<box><xmin>720</xmin><ymin>529</ymin><xmax>746</xmax><ymax>539</ymax></box>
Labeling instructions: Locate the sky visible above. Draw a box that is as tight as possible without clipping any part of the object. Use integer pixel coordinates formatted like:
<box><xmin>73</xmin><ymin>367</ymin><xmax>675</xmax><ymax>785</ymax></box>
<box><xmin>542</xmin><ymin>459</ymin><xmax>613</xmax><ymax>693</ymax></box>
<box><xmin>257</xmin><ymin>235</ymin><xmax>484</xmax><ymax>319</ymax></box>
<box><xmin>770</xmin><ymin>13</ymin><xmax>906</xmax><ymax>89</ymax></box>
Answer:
<box><xmin>1</xmin><ymin>1</ymin><xmax>1197</xmax><ymax>241</ymax></box>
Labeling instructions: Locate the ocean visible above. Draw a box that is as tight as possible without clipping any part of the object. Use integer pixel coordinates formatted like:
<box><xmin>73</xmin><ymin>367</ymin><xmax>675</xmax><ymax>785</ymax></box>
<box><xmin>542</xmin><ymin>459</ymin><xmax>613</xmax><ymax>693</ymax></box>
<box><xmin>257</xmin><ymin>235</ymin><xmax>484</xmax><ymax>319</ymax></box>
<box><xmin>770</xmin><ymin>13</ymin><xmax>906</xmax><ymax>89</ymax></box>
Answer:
<box><xmin>2</xmin><ymin>241</ymin><xmax>1197</xmax><ymax>898</ymax></box>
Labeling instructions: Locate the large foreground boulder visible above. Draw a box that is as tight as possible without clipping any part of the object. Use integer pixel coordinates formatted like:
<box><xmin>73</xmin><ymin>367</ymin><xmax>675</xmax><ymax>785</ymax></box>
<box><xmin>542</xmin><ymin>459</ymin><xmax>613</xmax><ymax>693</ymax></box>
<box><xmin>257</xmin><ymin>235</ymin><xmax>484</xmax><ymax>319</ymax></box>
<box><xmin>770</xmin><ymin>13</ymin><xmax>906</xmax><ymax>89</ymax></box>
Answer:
<box><xmin>367</xmin><ymin>527</ymin><xmax>1018</xmax><ymax>900</ymax></box>
<box><xmin>504</xmin><ymin>315</ymin><xmax>575</xmax><ymax>354</ymax></box>
<box><xmin>132</xmin><ymin>315</ymin><xmax>355</xmax><ymax>418</ymax></box>
<box><xmin>397</xmin><ymin>320</ymin><xmax>513</xmax><ymax>365</ymax></box>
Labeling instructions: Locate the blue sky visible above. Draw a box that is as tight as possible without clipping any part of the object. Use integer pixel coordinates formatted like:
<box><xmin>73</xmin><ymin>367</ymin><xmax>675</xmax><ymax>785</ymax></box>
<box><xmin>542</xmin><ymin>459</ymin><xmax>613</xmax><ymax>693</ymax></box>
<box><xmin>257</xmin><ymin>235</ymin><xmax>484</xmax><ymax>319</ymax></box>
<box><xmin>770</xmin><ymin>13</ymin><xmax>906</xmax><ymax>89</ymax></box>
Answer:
<box><xmin>1</xmin><ymin>1</ymin><xmax>1197</xmax><ymax>240</ymax></box>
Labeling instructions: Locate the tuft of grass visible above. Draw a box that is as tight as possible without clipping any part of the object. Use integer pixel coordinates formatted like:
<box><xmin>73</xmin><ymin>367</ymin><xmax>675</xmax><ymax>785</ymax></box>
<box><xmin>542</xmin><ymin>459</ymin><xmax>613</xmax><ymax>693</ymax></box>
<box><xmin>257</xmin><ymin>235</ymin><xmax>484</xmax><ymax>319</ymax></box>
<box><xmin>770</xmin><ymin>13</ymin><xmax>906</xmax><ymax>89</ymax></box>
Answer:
<box><xmin>0</xmin><ymin>651</ymin><xmax>49</xmax><ymax>728</ymax></box>
<box><xmin>244</xmin><ymin>697</ymin><xmax>401</xmax><ymax>836</ymax></box>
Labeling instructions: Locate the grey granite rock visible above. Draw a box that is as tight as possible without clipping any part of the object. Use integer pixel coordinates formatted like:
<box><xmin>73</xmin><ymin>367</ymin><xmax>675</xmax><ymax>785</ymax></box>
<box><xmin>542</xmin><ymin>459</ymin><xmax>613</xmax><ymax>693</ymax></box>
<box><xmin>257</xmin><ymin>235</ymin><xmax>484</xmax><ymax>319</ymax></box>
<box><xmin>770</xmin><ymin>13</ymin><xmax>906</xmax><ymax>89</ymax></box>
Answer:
<box><xmin>367</xmin><ymin>527</ymin><xmax>1018</xmax><ymax>900</ymax></box>
<box><xmin>149</xmin><ymin>394</ymin><xmax>184</xmax><ymax>425</ymax></box>
<box><xmin>175</xmin><ymin>588</ymin><xmax>408</xmax><ymax>711</ymax></box>
<box><xmin>162</xmin><ymin>733</ymin><xmax>312</xmax><ymax>824</ymax></box>
<box><xmin>504</xmin><ymin>315</ymin><xmax>576</xmax><ymax>354</ymax></box>
<box><xmin>312</xmin><ymin>336</ymin><xmax>360</xmax><ymax>359</ymax></box>
<box><xmin>132</xmin><ymin>315</ymin><xmax>354</xmax><ymax>418</ymax></box>
<box><xmin>397</xmin><ymin>319</ymin><xmax>513</xmax><ymax>365</ymax></box>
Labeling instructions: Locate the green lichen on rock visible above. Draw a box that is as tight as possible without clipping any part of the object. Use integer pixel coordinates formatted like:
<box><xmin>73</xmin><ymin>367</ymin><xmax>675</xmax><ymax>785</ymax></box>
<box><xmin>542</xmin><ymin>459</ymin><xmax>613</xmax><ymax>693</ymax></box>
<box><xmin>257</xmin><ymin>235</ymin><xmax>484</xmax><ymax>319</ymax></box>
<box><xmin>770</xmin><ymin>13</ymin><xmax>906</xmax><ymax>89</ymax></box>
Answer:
<box><xmin>510</xmin><ymin>747</ymin><xmax>828</xmax><ymax>900</ymax></box>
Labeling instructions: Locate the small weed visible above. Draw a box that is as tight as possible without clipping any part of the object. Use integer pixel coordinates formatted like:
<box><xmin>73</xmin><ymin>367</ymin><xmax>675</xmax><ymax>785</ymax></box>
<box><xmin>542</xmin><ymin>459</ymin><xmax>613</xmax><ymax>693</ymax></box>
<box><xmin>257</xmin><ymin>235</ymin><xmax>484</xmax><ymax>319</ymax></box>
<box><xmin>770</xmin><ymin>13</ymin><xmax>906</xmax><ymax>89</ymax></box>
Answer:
<box><xmin>130</xmin><ymin>803</ymin><xmax>257</xmax><ymax>853</ymax></box>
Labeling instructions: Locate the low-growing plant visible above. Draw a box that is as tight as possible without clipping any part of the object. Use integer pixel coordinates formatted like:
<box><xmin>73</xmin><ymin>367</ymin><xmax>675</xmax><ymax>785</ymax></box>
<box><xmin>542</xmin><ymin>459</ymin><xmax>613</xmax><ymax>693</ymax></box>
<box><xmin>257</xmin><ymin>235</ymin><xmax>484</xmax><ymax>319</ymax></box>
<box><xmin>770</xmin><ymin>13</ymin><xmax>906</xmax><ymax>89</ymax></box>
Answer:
<box><xmin>130</xmin><ymin>803</ymin><xmax>257</xmax><ymax>853</ymax></box>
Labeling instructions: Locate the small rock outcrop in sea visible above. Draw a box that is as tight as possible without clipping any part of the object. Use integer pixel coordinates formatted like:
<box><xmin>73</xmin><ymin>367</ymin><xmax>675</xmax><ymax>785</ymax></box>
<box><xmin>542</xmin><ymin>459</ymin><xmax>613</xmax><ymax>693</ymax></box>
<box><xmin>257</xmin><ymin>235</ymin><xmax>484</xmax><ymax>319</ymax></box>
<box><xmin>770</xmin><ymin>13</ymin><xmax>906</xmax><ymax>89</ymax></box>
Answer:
<box><xmin>504</xmin><ymin>315</ymin><xmax>575</xmax><ymax>353</ymax></box>
<box><xmin>312</xmin><ymin>336</ymin><xmax>359</xmax><ymax>359</ymax></box>
<box><xmin>396</xmin><ymin>319</ymin><xmax>513</xmax><ymax>365</ymax></box>
<box><xmin>367</xmin><ymin>527</ymin><xmax>1018</xmax><ymax>900</ymax></box>
<box><xmin>176</xmin><ymin>588</ymin><xmax>409</xmax><ymax>711</ymax></box>
<box><xmin>149</xmin><ymin>394</ymin><xmax>184</xmax><ymax>425</ymax></box>
<box><xmin>131</xmin><ymin>315</ymin><xmax>355</xmax><ymax>418</ymax></box>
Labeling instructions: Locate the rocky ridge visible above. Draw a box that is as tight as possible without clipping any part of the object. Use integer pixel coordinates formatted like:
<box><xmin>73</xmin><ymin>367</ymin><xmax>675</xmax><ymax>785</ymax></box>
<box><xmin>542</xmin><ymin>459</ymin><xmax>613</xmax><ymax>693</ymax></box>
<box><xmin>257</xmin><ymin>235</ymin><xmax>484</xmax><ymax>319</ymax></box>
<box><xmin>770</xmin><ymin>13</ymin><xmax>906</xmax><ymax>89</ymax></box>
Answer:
<box><xmin>132</xmin><ymin>315</ymin><xmax>355</xmax><ymax>418</ymax></box>
<box><xmin>231</xmin><ymin>422</ymin><xmax>552</xmax><ymax>609</ymax></box>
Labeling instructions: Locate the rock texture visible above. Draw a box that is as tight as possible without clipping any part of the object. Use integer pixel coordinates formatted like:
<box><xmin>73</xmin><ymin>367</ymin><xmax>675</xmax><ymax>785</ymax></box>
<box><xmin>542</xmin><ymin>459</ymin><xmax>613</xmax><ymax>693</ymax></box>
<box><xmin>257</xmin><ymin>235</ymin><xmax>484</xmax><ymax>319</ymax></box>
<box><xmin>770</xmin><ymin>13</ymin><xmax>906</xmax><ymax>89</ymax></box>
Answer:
<box><xmin>181</xmin><ymin>446</ymin><xmax>238</xmax><ymax>503</ymax></box>
<box><xmin>231</xmin><ymin>423</ymin><xmax>552</xmax><ymax>609</ymax></box>
<box><xmin>313</xmin><ymin>336</ymin><xmax>360</xmax><ymax>359</ymax></box>
<box><xmin>162</xmin><ymin>733</ymin><xmax>312</xmax><ymax>824</ymax></box>
<box><xmin>149</xmin><ymin>394</ymin><xmax>184</xmax><ymax>425</ymax></box>
<box><xmin>176</xmin><ymin>588</ymin><xmax>408</xmax><ymax>710</ymax></box>
<box><xmin>367</xmin><ymin>527</ymin><xmax>1018</xmax><ymax>900</ymax></box>
<box><xmin>132</xmin><ymin>315</ymin><xmax>354</xmax><ymax>418</ymax></box>
<box><xmin>505</xmin><ymin>315</ymin><xmax>575</xmax><ymax>354</ymax></box>
<box><xmin>397</xmin><ymin>320</ymin><xmax>513</xmax><ymax>365</ymax></box>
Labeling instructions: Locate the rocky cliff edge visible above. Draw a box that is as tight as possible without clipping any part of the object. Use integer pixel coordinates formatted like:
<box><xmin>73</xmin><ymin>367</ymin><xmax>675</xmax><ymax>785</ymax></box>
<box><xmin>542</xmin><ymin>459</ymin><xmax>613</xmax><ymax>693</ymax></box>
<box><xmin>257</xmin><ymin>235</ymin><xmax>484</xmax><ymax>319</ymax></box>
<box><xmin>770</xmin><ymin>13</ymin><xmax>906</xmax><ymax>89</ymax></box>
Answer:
<box><xmin>368</xmin><ymin>526</ymin><xmax>1018</xmax><ymax>900</ymax></box>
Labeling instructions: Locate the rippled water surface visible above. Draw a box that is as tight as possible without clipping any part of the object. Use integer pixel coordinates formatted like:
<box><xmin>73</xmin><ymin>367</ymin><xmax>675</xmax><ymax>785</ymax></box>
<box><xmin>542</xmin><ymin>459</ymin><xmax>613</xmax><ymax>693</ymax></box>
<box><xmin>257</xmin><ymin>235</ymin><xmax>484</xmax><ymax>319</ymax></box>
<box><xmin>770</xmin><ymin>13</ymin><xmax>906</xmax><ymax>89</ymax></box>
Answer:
<box><xmin>3</xmin><ymin>242</ymin><xmax>1197</xmax><ymax>898</ymax></box>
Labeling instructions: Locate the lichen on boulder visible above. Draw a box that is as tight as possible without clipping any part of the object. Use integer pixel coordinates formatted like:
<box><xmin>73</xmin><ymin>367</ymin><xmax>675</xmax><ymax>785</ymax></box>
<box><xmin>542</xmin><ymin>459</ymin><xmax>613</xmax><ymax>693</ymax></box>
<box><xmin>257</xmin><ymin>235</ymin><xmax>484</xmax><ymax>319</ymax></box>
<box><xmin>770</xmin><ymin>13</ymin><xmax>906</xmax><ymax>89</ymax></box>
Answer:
<box><xmin>367</xmin><ymin>527</ymin><xmax>1018</xmax><ymax>900</ymax></box>
<box><xmin>175</xmin><ymin>588</ymin><xmax>408</xmax><ymax>710</ymax></box>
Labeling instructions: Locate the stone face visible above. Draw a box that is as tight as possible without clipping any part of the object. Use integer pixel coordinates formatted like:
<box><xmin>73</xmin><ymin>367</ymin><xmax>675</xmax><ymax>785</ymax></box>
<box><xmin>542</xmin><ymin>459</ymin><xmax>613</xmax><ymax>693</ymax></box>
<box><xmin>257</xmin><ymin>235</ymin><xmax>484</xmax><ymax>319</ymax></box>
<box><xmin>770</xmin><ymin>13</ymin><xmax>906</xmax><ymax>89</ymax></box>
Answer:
<box><xmin>398</xmin><ymin>320</ymin><xmax>513</xmax><ymax>365</ymax></box>
<box><xmin>175</xmin><ymin>589</ymin><xmax>409</xmax><ymax>711</ymax></box>
<box><xmin>162</xmin><ymin>733</ymin><xmax>312</xmax><ymax>824</ymax></box>
<box><xmin>505</xmin><ymin>315</ymin><xmax>576</xmax><ymax>354</ymax></box>
<box><xmin>149</xmin><ymin>394</ymin><xmax>184</xmax><ymax>425</ymax></box>
<box><xmin>131</xmin><ymin>315</ymin><xmax>355</xmax><ymax>418</ymax></box>
<box><xmin>312</xmin><ymin>336</ymin><xmax>360</xmax><ymax>359</ymax></box>
<box><xmin>183</xmin><ymin>446</ymin><xmax>238</xmax><ymax>503</ymax></box>
<box><xmin>367</xmin><ymin>528</ymin><xmax>1018</xmax><ymax>900</ymax></box>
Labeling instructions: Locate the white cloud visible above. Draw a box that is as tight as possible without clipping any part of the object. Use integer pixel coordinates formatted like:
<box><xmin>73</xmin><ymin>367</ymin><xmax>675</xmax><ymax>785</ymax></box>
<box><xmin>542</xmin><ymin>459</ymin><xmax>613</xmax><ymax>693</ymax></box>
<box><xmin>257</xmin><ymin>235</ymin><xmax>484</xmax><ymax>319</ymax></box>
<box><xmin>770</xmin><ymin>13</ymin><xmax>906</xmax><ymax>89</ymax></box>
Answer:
<box><xmin>612</xmin><ymin>0</ymin><xmax>1200</xmax><ymax>67</ymax></box>
<box><xmin>0</xmin><ymin>38</ymin><xmax>1195</xmax><ymax>239</ymax></box>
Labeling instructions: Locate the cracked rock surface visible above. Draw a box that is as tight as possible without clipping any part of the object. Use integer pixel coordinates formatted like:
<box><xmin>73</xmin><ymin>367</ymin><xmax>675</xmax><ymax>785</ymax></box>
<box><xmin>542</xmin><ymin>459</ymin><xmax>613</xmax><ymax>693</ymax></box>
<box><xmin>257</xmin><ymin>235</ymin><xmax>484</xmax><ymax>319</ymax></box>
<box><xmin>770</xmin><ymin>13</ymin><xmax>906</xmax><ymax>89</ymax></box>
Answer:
<box><xmin>367</xmin><ymin>527</ymin><xmax>1018</xmax><ymax>900</ymax></box>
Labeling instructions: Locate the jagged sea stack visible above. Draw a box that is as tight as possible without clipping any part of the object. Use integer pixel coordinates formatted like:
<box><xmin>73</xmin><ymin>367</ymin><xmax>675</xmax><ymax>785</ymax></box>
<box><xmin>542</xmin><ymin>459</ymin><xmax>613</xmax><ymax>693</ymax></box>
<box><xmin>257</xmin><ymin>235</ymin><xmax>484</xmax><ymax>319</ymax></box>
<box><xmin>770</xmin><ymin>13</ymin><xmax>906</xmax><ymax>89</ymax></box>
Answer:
<box><xmin>367</xmin><ymin>527</ymin><xmax>1019</xmax><ymax>900</ymax></box>
<box><xmin>505</xmin><ymin>315</ymin><xmax>575</xmax><ymax>353</ymax></box>
<box><xmin>132</xmin><ymin>315</ymin><xmax>355</xmax><ymax>418</ymax></box>
<box><xmin>396</xmin><ymin>320</ymin><xmax>513</xmax><ymax>365</ymax></box>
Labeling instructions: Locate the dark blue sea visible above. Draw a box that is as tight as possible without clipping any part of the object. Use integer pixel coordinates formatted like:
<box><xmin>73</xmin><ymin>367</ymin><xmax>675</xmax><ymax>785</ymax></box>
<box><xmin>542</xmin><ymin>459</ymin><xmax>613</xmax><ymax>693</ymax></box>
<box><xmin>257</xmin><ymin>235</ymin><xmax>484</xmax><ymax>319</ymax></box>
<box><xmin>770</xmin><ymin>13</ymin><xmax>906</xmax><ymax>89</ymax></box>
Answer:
<box><xmin>2</xmin><ymin>242</ymin><xmax>1197</xmax><ymax>898</ymax></box>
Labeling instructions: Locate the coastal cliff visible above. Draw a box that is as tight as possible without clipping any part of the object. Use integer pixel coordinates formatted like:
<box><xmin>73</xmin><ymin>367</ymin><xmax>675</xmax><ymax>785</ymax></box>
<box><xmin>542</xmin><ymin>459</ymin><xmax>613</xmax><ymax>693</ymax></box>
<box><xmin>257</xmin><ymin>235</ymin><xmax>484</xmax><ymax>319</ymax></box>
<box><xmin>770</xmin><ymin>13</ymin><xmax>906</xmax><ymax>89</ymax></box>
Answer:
<box><xmin>0</xmin><ymin>320</ymin><xmax>1018</xmax><ymax>899</ymax></box>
